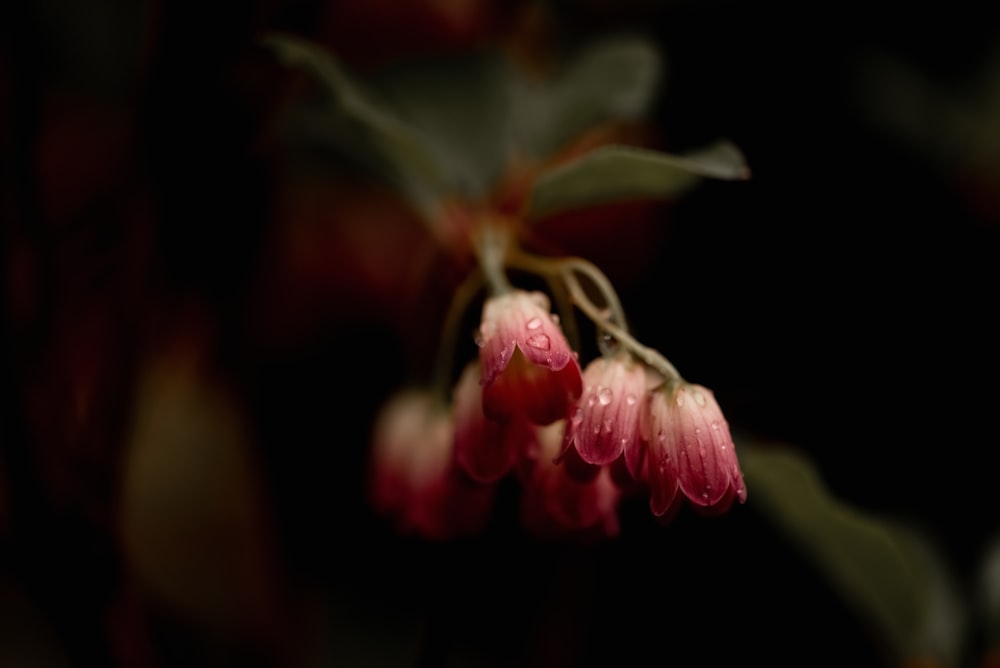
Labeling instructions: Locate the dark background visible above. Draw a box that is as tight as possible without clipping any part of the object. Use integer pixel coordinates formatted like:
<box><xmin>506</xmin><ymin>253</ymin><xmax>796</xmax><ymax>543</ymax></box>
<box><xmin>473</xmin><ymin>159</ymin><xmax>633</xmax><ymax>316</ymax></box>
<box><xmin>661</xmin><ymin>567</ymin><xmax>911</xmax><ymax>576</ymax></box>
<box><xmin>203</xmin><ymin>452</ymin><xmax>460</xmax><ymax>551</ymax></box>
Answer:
<box><xmin>2</xmin><ymin>1</ymin><xmax>998</xmax><ymax>666</ymax></box>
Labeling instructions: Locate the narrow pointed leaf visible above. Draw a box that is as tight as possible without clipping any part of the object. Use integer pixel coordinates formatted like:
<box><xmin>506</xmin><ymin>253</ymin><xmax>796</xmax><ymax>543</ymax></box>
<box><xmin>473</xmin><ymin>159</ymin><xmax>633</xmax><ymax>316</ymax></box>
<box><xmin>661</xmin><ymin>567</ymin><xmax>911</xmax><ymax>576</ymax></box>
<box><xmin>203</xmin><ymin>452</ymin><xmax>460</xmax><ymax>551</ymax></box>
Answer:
<box><xmin>369</xmin><ymin>52</ymin><xmax>514</xmax><ymax>198</ymax></box>
<box><xmin>511</xmin><ymin>35</ymin><xmax>664</xmax><ymax>159</ymax></box>
<box><xmin>261</xmin><ymin>32</ymin><xmax>450</xmax><ymax>215</ymax></box>
<box><xmin>740</xmin><ymin>440</ymin><xmax>939</xmax><ymax>663</ymax></box>
<box><xmin>525</xmin><ymin>140</ymin><xmax>750</xmax><ymax>220</ymax></box>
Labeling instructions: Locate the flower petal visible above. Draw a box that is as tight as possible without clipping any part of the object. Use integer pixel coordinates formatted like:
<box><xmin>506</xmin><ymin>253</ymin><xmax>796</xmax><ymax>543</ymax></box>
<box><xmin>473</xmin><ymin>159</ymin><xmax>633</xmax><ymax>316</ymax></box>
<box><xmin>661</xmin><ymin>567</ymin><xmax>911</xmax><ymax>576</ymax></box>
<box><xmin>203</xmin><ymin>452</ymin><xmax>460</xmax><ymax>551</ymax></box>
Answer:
<box><xmin>454</xmin><ymin>363</ymin><xmax>525</xmax><ymax>483</ymax></box>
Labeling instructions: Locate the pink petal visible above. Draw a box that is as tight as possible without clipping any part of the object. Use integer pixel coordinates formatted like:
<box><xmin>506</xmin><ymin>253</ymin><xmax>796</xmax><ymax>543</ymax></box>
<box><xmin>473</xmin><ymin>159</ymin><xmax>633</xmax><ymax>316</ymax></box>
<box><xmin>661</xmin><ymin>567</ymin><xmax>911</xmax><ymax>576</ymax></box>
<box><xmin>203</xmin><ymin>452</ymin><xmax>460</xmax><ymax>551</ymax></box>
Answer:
<box><xmin>453</xmin><ymin>364</ymin><xmax>523</xmax><ymax>483</ymax></box>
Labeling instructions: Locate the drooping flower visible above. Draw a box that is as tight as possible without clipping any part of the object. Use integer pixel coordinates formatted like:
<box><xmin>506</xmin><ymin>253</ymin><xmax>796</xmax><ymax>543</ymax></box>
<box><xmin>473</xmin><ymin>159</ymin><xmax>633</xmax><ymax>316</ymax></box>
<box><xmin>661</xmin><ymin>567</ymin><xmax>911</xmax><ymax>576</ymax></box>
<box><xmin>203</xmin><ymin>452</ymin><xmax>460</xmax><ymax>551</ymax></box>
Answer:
<box><xmin>453</xmin><ymin>362</ymin><xmax>534</xmax><ymax>483</ymax></box>
<box><xmin>519</xmin><ymin>422</ymin><xmax>622</xmax><ymax>541</ymax></box>
<box><xmin>478</xmin><ymin>290</ymin><xmax>582</xmax><ymax>425</ymax></box>
<box><xmin>563</xmin><ymin>352</ymin><xmax>647</xmax><ymax>467</ymax></box>
<box><xmin>642</xmin><ymin>381</ymin><xmax>747</xmax><ymax>519</ymax></box>
<box><xmin>368</xmin><ymin>389</ymin><xmax>495</xmax><ymax>539</ymax></box>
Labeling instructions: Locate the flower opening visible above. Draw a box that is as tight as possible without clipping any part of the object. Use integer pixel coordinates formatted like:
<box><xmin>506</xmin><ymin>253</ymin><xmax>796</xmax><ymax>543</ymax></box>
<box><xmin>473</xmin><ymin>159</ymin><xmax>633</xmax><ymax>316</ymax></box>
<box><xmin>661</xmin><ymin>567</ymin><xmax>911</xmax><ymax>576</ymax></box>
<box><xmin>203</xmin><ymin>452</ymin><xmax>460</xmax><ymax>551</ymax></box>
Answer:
<box><xmin>478</xmin><ymin>290</ymin><xmax>583</xmax><ymax>425</ymax></box>
<box><xmin>643</xmin><ymin>381</ymin><xmax>747</xmax><ymax>518</ymax></box>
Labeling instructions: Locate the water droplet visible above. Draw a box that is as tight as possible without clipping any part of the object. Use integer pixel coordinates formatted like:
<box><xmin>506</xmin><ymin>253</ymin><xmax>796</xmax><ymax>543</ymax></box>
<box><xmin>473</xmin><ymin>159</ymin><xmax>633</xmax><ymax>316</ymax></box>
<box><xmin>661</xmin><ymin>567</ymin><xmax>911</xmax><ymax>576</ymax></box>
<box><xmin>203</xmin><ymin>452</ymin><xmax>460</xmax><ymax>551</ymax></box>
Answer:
<box><xmin>473</xmin><ymin>330</ymin><xmax>485</xmax><ymax>347</ymax></box>
<box><xmin>656</xmin><ymin>430</ymin><xmax>666</xmax><ymax>445</ymax></box>
<box><xmin>598</xmin><ymin>387</ymin><xmax>613</xmax><ymax>405</ymax></box>
<box><xmin>603</xmin><ymin>418</ymin><xmax>613</xmax><ymax>433</ymax></box>
<box><xmin>693</xmin><ymin>390</ymin><xmax>708</xmax><ymax>407</ymax></box>
<box><xmin>587</xmin><ymin>396</ymin><xmax>596</xmax><ymax>408</ymax></box>
<box><xmin>711</xmin><ymin>421</ymin><xmax>720</xmax><ymax>431</ymax></box>
<box><xmin>625</xmin><ymin>393</ymin><xmax>637</xmax><ymax>406</ymax></box>
<box><xmin>529</xmin><ymin>293</ymin><xmax>549</xmax><ymax>309</ymax></box>
<box><xmin>526</xmin><ymin>334</ymin><xmax>550</xmax><ymax>350</ymax></box>
<box><xmin>526</xmin><ymin>317</ymin><xmax>542</xmax><ymax>330</ymax></box>
<box><xmin>592</xmin><ymin>424</ymin><xmax>601</xmax><ymax>435</ymax></box>
<box><xmin>571</xmin><ymin>408</ymin><xmax>584</xmax><ymax>426</ymax></box>
<box><xmin>550</xmin><ymin>313</ymin><xmax>560</xmax><ymax>325</ymax></box>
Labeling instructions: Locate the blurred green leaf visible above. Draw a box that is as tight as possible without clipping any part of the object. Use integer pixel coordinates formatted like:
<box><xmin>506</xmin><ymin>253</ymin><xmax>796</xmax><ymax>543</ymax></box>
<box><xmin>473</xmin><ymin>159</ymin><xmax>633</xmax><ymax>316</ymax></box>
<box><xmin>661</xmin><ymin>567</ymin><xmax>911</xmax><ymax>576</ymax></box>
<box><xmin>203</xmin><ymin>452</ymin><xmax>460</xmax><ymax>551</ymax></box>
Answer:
<box><xmin>977</xmin><ymin>534</ymin><xmax>1000</xmax><ymax>650</ymax></box>
<box><xmin>510</xmin><ymin>34</ymin><xmax>664</xmax><ymax>159</ymax></box>
<box><xmin>369</xmin><ymin>52</ymin><xmax>514</xmax><ymax>198</ymax></box>
<box><xmin>525</xmin><ymin>140</ymin><xmax>749</xmax><ymax>219</ymax></box>
<box><xmin>261</xmin><ymin>32</ymin><xmax>451</xmax><ymax>217</ymax></box>
<box><xmin>740</xmin><ymin>440</ymin><xmax>958</xmax><ymax>665</ymax></box>
<box><xmin>264</xmin><ymin>31</ymin><xmax>673</xmax><ymax>215</ymax></box>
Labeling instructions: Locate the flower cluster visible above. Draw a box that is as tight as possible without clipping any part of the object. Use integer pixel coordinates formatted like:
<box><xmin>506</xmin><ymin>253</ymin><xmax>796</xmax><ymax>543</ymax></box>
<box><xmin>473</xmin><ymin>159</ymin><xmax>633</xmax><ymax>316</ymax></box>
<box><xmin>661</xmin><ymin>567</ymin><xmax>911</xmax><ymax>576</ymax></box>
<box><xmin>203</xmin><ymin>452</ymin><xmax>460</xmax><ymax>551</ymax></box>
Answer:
<box><xmin>368</xmin><ymin>213</ymin><xmax>747</xmax><ymax>540</ymax></box>
<box><xmin>259</xmin><ymin>30</ymin><xmax>749</xmax><ymax>540</ymax></box>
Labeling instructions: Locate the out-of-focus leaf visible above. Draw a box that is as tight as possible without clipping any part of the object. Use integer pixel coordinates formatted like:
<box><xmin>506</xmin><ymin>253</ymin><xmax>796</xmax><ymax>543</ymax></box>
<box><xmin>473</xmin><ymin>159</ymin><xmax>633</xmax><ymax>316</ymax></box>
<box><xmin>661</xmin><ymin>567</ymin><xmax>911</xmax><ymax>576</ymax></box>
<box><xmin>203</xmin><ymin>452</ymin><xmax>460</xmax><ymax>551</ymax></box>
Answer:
<box><xmin>369</xmin><ymin>52</ymin><xmax>514</xmax><ymax>198</ymax></box>
<box><xmin>511</xmin><ymin>35</ymin><xmax>663</xmax><ymax>159</ymax></box>
<box><xmin>525</xmin><ymin>140</ymin><xmax>749</xmax><ymax>219</ymax></box>
<box><xmin>264</xmin><ymin>31</ymin><xmax>673</xmax><ymax>214</ymax></box>
<box><xmin>261</xmin><ymin>32</ymin><xmax>450</xmax><ymax>218</ymax></box>
<box><xmin>977</xmin><ymin>534</ymin><xmax>1000</xmax><ymax>650</ymax></box>
<box><xmin>740</xmin><ymin>440</ymin><xmax>955</xmax><ymax>665</ymax></box>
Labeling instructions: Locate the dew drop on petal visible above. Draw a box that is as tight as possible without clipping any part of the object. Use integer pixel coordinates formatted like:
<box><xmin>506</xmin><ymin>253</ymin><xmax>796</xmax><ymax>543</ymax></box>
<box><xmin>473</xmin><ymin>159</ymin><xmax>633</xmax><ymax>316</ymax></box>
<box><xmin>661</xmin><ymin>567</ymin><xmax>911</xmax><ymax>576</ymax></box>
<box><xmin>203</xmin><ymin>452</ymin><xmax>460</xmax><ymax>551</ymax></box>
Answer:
<box><xmin>625</xmin><ymin>393</ymin><xmax>637</xmax><ymax>406</ymax></box>
<box><xmin>526</xmin><ymin>317</ymin><xmax>542</xmax><ymax>330</ymax></box>
<box><xmin>592</xmin><ymin>424</ymin><xmax>601</xmax><ymax>435</ymax></box>
<box><xmin>603</xmin><ymin>418</ymin><xmax>613</xmax><ymax>433</ymax></box>
<box><xmin>598</xmin><ymin>387</ymin><xmax>613</xmax><ymax>405</ymax></box>
<box><xmin>550</xmin><ymin>313</ymin><xmax>560</xmax><ymax>325</ymax></box>
<box><xmin>571</xmin><ymin>408</ymin><xmax>584</xmax><ymax>427</ymax></box>
<box><xmin>527</xmin><ymin>334</ymin><xmax>550</xmax><ymax>350</ymax></box>
<box><xmin>473</xmin><ymin>330</ymin><xmax>485</xmax><ymax>347</ymax></box>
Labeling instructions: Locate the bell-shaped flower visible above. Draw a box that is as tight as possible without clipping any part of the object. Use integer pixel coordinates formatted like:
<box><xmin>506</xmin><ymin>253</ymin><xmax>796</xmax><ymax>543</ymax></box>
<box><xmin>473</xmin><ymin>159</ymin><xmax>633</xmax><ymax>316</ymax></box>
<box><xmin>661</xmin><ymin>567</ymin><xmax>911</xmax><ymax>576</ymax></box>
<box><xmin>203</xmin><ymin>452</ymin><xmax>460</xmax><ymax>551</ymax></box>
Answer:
<box><xmin>453</xmin><ymin>362</ymin><xmax>534</xmax><ymax>483</ymax></box>
<box><xmin>642</xmin><ymin>381</ymin><xmax>747</xmax><ymax>519</ymax></box>
<box><xmin>478</xmin><ymin>290</ymin><xmax>582</xmax><ymax>425</ymax></box>
<box><xmin>563</xmin><ymin>352</ymin><xmax>647</xmax><ymax>467</ymax></box>
<box><xmin>368</xmin><ymin>389</ymin><xmax>494</xmax><ymax>539</ymax></box>
<box><xmin>519</xmin><ymin>422</ymin><xmax>622</xmax><ymax>541</ymax></box>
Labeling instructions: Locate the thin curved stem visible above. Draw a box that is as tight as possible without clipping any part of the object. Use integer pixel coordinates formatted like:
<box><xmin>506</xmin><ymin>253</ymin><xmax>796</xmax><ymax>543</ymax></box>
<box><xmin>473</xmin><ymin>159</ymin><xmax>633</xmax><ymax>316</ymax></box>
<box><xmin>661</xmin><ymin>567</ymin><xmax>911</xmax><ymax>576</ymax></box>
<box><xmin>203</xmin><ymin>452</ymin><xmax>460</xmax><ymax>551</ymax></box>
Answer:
<box><xmin>472</xmin><ymin>220</ymin><xmax>514</xmax><ymax>295</ymax></box>
<box><xmin>560</xmin><ymin>257</ymin><xmax>628</xmax><ymax>333</ymax></box>
<box><xmin>561</xmin><ymin>269</ymin><xmax>681</xmax><ymax>382</ymax></box>
<box><xmin>431</xmin><ymin>268</ymin><xmax>485</xmax><ymax>399</ymax></box>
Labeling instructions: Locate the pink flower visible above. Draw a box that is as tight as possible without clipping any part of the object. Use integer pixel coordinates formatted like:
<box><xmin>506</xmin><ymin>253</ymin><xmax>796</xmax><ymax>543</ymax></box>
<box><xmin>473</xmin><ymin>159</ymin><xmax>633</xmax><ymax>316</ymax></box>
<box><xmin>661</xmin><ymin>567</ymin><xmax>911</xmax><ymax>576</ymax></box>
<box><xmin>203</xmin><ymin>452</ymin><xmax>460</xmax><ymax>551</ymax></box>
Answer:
<box><xmin>453</xmin><ymin>362</ymin><xmax>534</xmax><ymax>483</ymax></box>
<box><xmin>519</xmin><ymin>422</ymin><xmax>622</xmax><ymax>540</ymax></box>
<box><xmin>642</xmin><ymin>381</ymin><xmax>747</xmax><ymax>519</ymax></box>
<box><xmin>478</xmin><ymin>290</ymin><xmax>583</xmax><ymax>425</ymax></box>
<box><xmin>368</xmin><ymin>390</ymin><xmax>494</xmax><ymax>539</ymax></box>
<box><xmin>563</xmin><ymin>353</ymin><xmax>647</xmax><ymax>467</ymax></box>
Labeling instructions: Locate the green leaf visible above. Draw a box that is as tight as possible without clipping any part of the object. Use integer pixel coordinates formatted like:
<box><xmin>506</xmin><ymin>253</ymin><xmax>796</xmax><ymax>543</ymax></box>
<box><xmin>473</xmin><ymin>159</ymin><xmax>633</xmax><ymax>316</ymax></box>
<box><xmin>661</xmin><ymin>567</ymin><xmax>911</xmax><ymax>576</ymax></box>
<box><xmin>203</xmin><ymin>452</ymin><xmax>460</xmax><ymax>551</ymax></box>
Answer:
<box><xmin>368</xmin><ymin>51</ymin><xmax>515</xmax><ymax>199</ymax></box>
<box><xmin>511</xmin><ymin>34</ymin><xmax>664</xmax><ymax>159</ymax></box>
<box><xmin>740</xmin><ymin>440</ymin><xmax>953</xmax><ymax>664</ymax></box>
<box><xmin>261</xmin><ymin>32</ymin><xmax>451</xmax><ymax>217</ymax></box>
<box><xmin>525</xmin><ymin>140</ymin><xmax>750</xmax><ymax>219</ymax></box>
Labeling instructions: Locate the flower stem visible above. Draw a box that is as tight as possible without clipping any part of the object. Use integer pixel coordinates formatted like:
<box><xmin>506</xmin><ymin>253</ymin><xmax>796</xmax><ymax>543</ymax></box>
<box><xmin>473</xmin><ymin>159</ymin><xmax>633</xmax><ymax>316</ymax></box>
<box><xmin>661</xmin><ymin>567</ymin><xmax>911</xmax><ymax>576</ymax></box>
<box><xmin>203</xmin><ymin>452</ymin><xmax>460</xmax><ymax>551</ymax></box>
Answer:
<box><xmin>560</xmin><ymin>266</ymin><xmax>681</xmax><ymax>382</ymax></box>
<box><xmin>431</xmin><ymin>268</ymin><xmax>484</xmax><ymax>400</ymax></box>
<box><xmin>471</xmin><ymin>220</ymin><xmax>514</xmax><ymax>295</ymax></box>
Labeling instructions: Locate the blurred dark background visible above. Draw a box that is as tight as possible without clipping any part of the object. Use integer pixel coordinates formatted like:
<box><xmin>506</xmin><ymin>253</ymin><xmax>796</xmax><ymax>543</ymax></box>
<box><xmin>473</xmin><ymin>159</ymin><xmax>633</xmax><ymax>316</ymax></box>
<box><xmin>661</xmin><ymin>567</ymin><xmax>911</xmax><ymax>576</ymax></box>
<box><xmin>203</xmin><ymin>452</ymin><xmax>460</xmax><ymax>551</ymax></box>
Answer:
<box><xmin>2</xmin><ymin>1</ymin><xmax>999</xmax><ymax>667</ymax></box>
